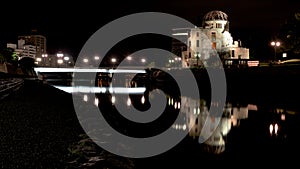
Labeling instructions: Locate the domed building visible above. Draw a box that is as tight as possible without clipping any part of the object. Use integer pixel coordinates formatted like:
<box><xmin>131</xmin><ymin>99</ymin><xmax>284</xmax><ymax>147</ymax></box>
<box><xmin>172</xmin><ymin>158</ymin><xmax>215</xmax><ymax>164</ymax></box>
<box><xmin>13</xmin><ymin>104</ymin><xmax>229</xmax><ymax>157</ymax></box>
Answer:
<box><xmin>172</xmin><ymin>10</ymin><xmax>250</xmax><ymax>68</ymax></box>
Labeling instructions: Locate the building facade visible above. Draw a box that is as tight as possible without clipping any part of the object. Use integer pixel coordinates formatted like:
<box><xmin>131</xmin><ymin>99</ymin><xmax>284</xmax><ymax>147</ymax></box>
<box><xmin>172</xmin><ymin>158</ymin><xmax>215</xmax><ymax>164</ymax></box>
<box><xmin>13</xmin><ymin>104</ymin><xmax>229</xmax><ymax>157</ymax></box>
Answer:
<box><xmin>18</xmin><ymin>34</ymin><xmax>47</xmax><ymax>58</ymax></box>
<box><xmin>173</xmin><ymin>10</ymin><xmax>250</xmax><ymax>68</ymax></box>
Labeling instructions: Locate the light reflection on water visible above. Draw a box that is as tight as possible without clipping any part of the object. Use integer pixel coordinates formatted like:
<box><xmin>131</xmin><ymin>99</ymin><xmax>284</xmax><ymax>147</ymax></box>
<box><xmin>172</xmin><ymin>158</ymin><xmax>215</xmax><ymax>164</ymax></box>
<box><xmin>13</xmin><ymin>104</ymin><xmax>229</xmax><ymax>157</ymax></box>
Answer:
<box><xmin>56</xmin><ymin>82</ymin><xmax>298</xmax><ymax>156</ymax></box>
<box><xmin>43</xmin><ymin>71</ymin><xmax>300</xmax><ymax>167</ymax></box>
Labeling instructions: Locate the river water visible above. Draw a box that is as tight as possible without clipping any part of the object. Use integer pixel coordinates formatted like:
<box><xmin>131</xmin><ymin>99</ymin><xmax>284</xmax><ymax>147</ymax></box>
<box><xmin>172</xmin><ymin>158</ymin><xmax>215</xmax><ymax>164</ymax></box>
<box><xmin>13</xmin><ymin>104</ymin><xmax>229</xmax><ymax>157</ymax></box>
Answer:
<box><xmin>46</xmin><ymin>69</ymin><xmax>300</xmax><ymax>168</ymax></box>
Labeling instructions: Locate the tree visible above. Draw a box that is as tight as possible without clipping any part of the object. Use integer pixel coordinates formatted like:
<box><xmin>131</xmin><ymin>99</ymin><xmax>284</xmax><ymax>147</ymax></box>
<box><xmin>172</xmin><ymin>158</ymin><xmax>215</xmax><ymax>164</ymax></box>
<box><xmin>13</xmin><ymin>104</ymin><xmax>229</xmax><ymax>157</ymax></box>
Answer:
<box><xmin>18</xmin><ymin>57</ymin><xmax>36</xmax><ymax>76</ymax></box>
<box><xmin>278</xmin><ymin>12</ymin><xmax>300</xmax><ymax>58</ymax></box>
<box><xmin>0</xmin><ymin>47</ymin><xmax>18</xmax><ymax>65</ymax></box>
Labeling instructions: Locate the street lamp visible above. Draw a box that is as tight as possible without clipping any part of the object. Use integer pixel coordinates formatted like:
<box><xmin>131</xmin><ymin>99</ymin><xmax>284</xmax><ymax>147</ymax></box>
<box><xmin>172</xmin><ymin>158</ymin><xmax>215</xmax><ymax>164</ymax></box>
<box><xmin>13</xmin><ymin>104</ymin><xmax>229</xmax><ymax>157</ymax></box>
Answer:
<box><xmin>64</xmin><ymin>56</ymin><xmax>70</xmax><ymax>67</ymax></box>
<box><xmin>271</xmin><ymin>41</ymin><xmax>280</xmax><ymax>62</ymax></box>
<box><xmin>42</xmin><ymin>54</ymin><xmax>48</xmax><ymax>66</ymax></box>
<box><xmin>111</xmin><ymin>58</ymin><xmax>117</xmax><ymax>68</ymax></box>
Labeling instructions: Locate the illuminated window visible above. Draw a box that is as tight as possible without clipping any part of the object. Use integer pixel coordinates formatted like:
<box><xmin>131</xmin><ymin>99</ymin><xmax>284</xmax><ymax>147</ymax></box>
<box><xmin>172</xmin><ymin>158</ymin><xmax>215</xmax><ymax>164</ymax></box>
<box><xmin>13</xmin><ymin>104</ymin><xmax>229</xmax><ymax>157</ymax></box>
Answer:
<box><xmin>212</xmin><ymin>42</ymin><xmax>216</xmax><ymax>49</ymax></box>
<box><xmin>211</xmin><ymin>32</ymin><xmax>216</xmax><ymax>42</ymax></box>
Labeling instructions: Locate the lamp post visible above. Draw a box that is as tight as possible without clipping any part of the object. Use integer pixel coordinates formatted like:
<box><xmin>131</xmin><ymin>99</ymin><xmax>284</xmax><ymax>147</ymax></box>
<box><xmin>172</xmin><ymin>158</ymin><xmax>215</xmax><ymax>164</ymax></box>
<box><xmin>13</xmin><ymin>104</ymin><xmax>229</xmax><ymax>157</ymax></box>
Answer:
<box><xmin>42</xmin><ymin>54</ymin><xmax>48</xmax><ymax>66</ymax></box>
<box><xmin>64</xmin><ymin>56</ymin><xmax>70</xmax><ymax>67</ymax></box>
<box><xmin>271</xmin><ymin>41</ymin><xmax>280</xmax><ymax>62</ymax></box>
<box><xmin>57</xmin><ymin>52</ymin><xmax>64</xmax><ymax>67</ymax></box>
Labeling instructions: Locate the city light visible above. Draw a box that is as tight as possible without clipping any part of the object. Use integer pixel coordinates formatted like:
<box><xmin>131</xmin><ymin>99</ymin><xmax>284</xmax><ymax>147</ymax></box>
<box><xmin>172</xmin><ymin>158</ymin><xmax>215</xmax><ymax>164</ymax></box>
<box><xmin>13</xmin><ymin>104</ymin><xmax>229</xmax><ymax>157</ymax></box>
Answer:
<box><xmin>64</xmin><ymin>56</ymin><xmax>70</xmax><ymax>61</ymax></box>
<box><xmin>57</xmin><ymin>53</ymin><xmax>64</xmax><ymax>58</ymax></box>
<box><xmin>57</xmin><ymin>59</ymin><xmax>63</xmax><ymax>64</ymax></box>
<box><xmin>83</xmin><ymin>58</ymin><xmax>88</xmax><ymax>63</ymax></box>
<box><xmin>127</xmin><ymin>56</ymin><xmax>132</xmax><ymax>61</ymax></box>
<box><xmin>271</xmin><ymin>41</ymin><xmax>280</xmax><ymax>61</ymax></box>
<box><xmin>94</xmin><ymin>56</ymin><xmax>100</xmax><ymax>60</ymax></box>
<box><xmin>111</xmin><ymin>58</ymin><xmax>117</xmax><ymax>63</ymax></box>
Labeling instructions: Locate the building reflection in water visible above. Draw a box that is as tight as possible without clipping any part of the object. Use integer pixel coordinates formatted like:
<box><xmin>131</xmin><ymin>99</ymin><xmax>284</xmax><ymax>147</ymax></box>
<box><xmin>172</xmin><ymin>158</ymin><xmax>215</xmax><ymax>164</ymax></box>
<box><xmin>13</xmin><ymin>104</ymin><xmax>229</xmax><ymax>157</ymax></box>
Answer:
<box><xmin>52</xmin><ymin>71</ymin><xmax>296</xmax><ymax>157</ymax></box>
<box><xmin>170</xmin><ymin>96</ymin><xmax>257</xmax><ymax>154</ymax></box>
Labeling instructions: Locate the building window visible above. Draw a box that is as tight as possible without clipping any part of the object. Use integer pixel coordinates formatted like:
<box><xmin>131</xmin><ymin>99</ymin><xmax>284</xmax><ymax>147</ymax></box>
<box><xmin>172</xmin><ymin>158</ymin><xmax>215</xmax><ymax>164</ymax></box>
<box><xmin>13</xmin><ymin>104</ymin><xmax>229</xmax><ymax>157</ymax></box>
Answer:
<box><xmin>231</xmin><ymin>50</ymin><xmax>235</xmax><ymax>58</ymax></box>
<box><xmin>211</xmin><ymin>32</ymin><xmax>216</xmax><ymax>42</ymax></box>
<box><xmin>212</xmin><ymin>42</ymin><xmax>216</xmax><ymax>49</ymax></box>
<box><xmin>196</xmin><ymin>40</ymin><xmax>199</xmax><ymax>47</ymax></box>
<box><xmin>196</xmin><ymin>32</ymin><xmax>199</xmax><ymax>37</ymax></box>
<box><xmin>188</xmin><ymin>40</ymin><xmax>191</xmax><ymax>47</ymax></box>
<box><xmin>216</xmin><ymin>23</ymin><xmax>222</xmax><ymax>28</ymax></box>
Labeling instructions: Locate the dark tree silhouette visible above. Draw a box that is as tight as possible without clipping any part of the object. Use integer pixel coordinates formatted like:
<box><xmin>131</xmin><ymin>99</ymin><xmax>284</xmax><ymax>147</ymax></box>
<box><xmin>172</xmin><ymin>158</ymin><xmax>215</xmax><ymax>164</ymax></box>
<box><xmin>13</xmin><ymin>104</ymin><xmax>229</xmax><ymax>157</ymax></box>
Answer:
<box><xmin>18</xmin><ymin>57</ymin><xmax>36</xmax><ymax>76</ymax></box>
<box><xmin>278</xmin><ymin>12</ymin><xmax>300</xmax><ymax>58</ymax></box>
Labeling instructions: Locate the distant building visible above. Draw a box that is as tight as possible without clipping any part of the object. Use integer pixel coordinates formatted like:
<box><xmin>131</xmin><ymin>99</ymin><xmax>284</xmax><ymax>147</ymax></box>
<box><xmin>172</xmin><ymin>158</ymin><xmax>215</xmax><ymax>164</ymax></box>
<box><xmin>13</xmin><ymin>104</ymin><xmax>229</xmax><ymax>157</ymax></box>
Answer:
<box><xmin>7</xmin><ymin>40</ymin><xmax>37</xmax><ymax>60</ymax></box>
<box><xmin>18</xmin><ymin>34</ymin><xmax>47</xmax><ymax>58</ymax></box>
<box><xmin>172</xmin><ymin>10</ymin><xmax>250</xmax><ymax>68</ymax></box>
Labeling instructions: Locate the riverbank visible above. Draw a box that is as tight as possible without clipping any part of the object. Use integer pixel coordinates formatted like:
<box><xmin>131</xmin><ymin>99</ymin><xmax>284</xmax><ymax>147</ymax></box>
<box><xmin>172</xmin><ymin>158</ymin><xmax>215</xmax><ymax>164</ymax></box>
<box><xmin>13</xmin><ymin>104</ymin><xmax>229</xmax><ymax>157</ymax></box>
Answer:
<box><xmin>0</xmin><ymin>79</ymin><xmax>84</xmax><ymax>168</ymax></box>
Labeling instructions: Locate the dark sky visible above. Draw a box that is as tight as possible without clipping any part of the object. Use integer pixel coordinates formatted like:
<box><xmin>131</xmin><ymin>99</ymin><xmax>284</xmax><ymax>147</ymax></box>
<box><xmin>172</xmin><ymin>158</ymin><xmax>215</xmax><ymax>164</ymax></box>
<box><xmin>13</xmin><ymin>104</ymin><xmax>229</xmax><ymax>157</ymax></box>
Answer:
<box><xmin>0</xmin><ymin>0</ymin><xmax>299</xmax><ymax>59</ymax></box>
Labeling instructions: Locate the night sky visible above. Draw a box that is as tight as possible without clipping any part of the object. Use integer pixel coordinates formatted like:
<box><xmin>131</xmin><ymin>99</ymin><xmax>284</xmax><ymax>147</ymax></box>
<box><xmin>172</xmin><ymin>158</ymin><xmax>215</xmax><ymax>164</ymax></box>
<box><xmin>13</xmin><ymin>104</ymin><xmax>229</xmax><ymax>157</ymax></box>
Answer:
<box><xmin>0</xmin><ymin>0</ymin><xmax>299</xmax><ymax>60</ymax></box>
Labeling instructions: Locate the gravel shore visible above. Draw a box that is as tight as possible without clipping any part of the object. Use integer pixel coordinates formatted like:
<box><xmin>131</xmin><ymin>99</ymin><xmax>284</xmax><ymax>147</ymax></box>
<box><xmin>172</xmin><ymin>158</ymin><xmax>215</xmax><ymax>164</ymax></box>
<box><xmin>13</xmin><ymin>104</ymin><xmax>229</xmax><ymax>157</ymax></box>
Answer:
<box><xmin>0</xmin><ymin>79</ymin><xmax>85</xmax><ymax>168</ymax></box>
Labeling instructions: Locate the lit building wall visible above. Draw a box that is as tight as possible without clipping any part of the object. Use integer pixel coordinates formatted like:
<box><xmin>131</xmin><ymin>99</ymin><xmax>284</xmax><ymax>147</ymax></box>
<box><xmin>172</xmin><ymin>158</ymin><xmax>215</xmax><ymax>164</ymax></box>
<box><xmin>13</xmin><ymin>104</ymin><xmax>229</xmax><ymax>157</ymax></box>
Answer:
<box><xmin>7</xmin><ymin>43</ymin><xmax>17</xmax><ymax>49</ymax></box>
<box><xmin>23</xmin><ymin>44</ymin><xmax>37</xmax><ymax>58</ymax></box>
<box><xmin>173</xmin><ymin>10</ymin><xmax>250</xmax><ymax>68</ymax></box>
<box><xmin>18</xmin><ymin>34</ymin><xmax>47</xmax><ymax>58</ymax></box>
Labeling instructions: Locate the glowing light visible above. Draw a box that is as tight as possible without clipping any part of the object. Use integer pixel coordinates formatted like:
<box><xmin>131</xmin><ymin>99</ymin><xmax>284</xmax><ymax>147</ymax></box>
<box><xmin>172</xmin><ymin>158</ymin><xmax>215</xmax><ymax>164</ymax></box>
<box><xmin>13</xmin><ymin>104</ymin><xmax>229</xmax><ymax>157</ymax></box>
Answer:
<box><xmin>57</xmin><ymin>53</ymin><xmax>64</xmax><ymax>57</ymax></box>
<box><xmin>271</xmin><ymin>42</ymin><xmax>276</xmax><ymax>46</ymax></box>
<box><xmin>141</xmin><ymin>58</ymin><xmax>146</xmax><ymax>63</ymax></box>
<box><xmin>281</xmin><ymin>114</ymin><xmax>285</xmax><ymax>121</ymax></box>
<box><xmin>52</xmin><ymin>86</ymin><xmax>146</xmax><ymax>94</ymax></box>
<box><xmin>127</xmin><ymin>56</ymin><xmax>132</xmax><ymax>60</ymax></box>
<box><xmin>83</xmin><ymin>58</ymin><xmax>88</xmax><ymax>63</ymax></box>
<box><xmin>178</xmin><ymin>102</ymin><xmax>181</xmax><ymax>109</ymax></box>
<box><xmin>276</xmin><ymin>42</ymin><xmax>280</xmax><ymax>46</ymax></box>
<box><xmin>269</xmin><ymin>124</ymin><xmax>273</xmax><ymax>135</ymax></box>
<box><xmin>83</xmin><ymin>94</ymin><xmax>88</xmax><ymax>102</ymax></box>
<box><xmin>172</xmin><ymin>33</ymin><xmax>188</xmax><ymax>36</ymax></box>
<box><xmin>94</xmin><ymin>56</ymin><xmax>100</xmax><ymax>60</ymax></box>
<box><xmin>111</xmin><ymin>95</ymin><xmax>116</xmax><ymax>104</ymax></box>
<box><xmin>141</xmin><ymin>96</ymin><xmax>145</xmax><ymax>104</ymax></box>
<box><xmin>111</xmin><ymin>58</ymin><xmax>116</xmax><ymax>63</ymax></box>
<box><xmin>57</xmin><ymin>59</ymin><xmax>63</xmax><ymax>64</ymax></box>
<box><xmin>94</xmin><ymin>98</ymin><xmax>99</xmax><ymax>106</ymax></box>
<box><xmin>127</xmin><ymin>98</ymin><xmax>131</xmax><ymax>106</ymax></box>
<box><xmin>64</xmin><ymin>56</ymin><xmax>70</xmax><ymax>61</ymax></box>
<box><xmin>274</xmin><ymin>123</ymin><xmax>279</xmax><ymax>134</ymax></box>
<box><xmin>34</xmin><ymin>67</ymin><xmax>146</xmax><ymax>73</ymax></box>
<box><xmin>182</xmin><ymin>124</ymin><xmax>187</xmax><ymax>131</ymax></box>
<box><xmin>36</xmin><ymin>58</ymin><xmax>42</xmax><ymax>62</ymax></box>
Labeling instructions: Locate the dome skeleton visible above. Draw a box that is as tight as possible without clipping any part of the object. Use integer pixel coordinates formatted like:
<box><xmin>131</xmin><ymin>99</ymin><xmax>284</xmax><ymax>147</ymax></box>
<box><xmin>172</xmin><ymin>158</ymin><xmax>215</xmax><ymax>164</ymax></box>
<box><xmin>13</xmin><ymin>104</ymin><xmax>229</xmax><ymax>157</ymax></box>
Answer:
<box><xmin>203</xmin><ymin>10</ymin><xmax>228</xmax><ymax>21</ymax></box>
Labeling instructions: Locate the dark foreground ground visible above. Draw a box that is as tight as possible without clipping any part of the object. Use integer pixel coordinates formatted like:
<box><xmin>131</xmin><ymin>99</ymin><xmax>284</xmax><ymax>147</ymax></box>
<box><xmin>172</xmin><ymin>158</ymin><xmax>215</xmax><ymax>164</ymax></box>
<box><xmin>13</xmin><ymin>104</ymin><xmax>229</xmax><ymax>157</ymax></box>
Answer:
<box><xmin>0</xmin><ymin>79</ymin><xmax>85</xmax><ymax>168</ymax></box>
<box><xmin>0</xmin><ymin>79</ymin><xmax>136</xmax><ymax>169</ymax></box>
